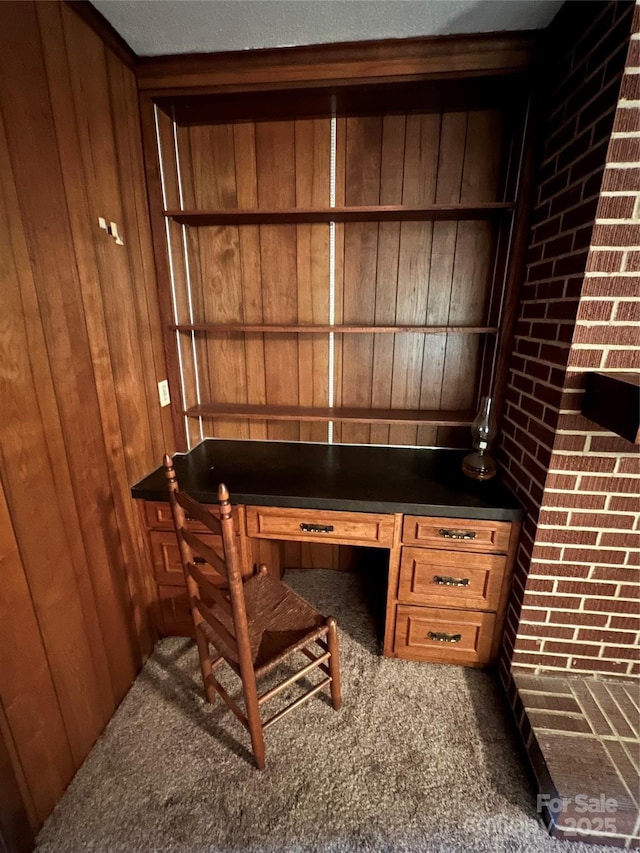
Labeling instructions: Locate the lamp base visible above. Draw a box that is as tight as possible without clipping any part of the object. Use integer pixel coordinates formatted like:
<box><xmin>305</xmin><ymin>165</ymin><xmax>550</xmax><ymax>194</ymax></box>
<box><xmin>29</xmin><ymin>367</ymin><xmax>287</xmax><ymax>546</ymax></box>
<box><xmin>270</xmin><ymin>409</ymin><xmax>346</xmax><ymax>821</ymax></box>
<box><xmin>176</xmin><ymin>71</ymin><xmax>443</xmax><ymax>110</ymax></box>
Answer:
<box><xmin>462</xmin><ymin>450</ymin><xmax>497</xmax><ymax>481</ymax></box>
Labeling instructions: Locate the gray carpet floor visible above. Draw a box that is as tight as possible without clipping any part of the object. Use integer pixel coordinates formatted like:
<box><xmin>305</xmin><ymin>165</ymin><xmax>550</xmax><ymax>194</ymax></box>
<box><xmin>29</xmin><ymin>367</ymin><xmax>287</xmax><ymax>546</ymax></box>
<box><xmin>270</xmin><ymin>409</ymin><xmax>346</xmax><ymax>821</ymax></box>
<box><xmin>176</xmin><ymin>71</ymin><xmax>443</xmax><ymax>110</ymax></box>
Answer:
<box><xmin>36</xmin><ymin>570</ymin><xmax>613</xmax><ymax>853</ymax></box>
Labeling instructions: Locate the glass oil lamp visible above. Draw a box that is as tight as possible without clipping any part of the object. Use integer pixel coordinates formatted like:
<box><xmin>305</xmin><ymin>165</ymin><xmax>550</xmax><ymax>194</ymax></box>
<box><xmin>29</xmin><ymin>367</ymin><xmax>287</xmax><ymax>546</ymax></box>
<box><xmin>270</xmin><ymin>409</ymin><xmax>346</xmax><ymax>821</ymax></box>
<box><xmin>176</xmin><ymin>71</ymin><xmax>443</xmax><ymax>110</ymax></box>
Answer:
<box><xmin>462</xmin><ymin>396</ymin><xmax>497</xmax><ymax>481</ymax></box>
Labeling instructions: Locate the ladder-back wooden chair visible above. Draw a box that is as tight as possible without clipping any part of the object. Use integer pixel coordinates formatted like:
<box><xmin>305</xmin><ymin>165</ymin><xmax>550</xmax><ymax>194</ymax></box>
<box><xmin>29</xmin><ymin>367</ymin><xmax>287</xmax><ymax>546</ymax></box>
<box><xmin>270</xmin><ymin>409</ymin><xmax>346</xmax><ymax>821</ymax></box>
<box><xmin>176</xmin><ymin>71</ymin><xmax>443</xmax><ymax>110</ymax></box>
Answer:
<box><xmin>163</xmin><ymin>454</ymin><xmax>342</xmax><ymax>770</ymax></box>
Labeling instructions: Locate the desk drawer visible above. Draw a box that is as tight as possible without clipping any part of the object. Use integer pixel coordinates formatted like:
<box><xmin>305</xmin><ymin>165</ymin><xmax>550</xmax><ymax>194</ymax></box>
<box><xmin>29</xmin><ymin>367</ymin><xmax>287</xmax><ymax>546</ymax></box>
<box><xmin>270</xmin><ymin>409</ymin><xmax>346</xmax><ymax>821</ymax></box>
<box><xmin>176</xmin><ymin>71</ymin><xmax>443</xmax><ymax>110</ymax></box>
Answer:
<box><xmin>394</xmin><ymin>605</ymin><xmax>495</xmax><ymax>666</ymax></box>
<box><xmin>143</xmin><ymin>500</ymin><xmax>240</xmax><ymax>533</ymax></box>
<box><xmin>402</xmin><ymin>515</ymin><xmax>511</xmax><ymax>553</ymax></box>
<box><xmin>246</xmin><ymin>506</ymin><xmax>394</xmax><ymax>548</ymax></box>
<box><xmin>149</xmin><ymin>530</ymin><xmax>226</xmax><ymax>587</ymax></box>
<box><xmin>398</xmin><ymin>547</ymin><xmax>506</xmax><ymax>610</ymax></box>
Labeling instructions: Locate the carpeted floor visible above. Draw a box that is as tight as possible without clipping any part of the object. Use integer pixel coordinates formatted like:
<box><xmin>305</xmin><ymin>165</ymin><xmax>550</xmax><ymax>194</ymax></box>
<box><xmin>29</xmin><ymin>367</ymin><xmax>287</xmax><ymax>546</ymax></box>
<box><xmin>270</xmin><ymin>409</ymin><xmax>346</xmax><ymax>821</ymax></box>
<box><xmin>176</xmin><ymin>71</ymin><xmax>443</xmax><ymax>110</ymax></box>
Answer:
<box><xmin>36</xmin><ymin>570</ymin><xmax>613</xmax><ymax>853</ymax></box>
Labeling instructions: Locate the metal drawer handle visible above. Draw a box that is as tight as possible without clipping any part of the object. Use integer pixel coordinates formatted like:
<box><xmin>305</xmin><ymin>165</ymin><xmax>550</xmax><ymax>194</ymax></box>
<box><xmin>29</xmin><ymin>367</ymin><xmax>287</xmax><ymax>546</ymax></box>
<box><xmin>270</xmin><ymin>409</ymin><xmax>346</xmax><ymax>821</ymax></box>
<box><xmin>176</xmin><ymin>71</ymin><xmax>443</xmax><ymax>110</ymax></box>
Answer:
<box><xmin>193</xmin><ymin>556</ymin><xmax>207</xmax><ymax>565</ymax></box>
<box><xmin>300</xmin><ymin>523</ymin><xmax>335</xmax><ymax>534</ymax></box>
<box><xmin>428</xmin><ymin>631</ymin><xmax>462</xmax><ymax>643</ymax></box>
<box><xmin>433</xmin><ymin>575</ymin><xmax>470</xmax><ymax>587</ymax></box>
<box><xmin>438</xmin><ymin>528</ymin><xmax>477</xmax><ymax>540</ymax></box>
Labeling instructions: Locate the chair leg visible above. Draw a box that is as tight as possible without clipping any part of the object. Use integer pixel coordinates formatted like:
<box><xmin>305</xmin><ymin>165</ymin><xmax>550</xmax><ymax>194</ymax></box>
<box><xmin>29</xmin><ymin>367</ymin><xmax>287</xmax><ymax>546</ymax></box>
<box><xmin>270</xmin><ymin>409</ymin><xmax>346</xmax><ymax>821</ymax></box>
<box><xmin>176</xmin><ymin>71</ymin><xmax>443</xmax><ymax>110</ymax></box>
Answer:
<box><xmin>243</xmin><ymin>678</ymin><xmax>266</xmax><ymax>770</ymax></box>
<box><xmin>194</xmin><ymin>625</ymin><xmax>217</xmax><ymax>704</ymax></box>
<box><xmin>326</xmin><ymin>617</ymin><xmax>342</xmax><ymax>711</ymax></box>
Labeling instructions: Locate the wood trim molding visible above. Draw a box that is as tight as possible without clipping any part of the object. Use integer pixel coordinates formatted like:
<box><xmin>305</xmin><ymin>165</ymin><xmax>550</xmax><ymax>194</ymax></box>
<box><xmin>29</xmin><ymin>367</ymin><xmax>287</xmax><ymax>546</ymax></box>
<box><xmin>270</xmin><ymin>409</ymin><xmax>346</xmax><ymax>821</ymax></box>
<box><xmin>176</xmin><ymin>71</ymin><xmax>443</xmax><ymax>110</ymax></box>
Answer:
<box><xmin>64</xmin><ymin>0</ymin><xmax>137</xmax><ymax>68</ymax></box>
<box><xmin>137</xmin><ymin>31</ymin><xmax>539</xmax><ymax>95</ymax></box>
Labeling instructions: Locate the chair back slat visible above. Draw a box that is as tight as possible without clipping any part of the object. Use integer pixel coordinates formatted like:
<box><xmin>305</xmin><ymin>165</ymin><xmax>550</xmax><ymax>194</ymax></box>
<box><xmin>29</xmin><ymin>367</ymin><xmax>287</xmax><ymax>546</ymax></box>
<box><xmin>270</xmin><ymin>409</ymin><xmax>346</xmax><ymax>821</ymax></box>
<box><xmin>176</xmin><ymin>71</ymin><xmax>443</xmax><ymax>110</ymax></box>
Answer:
<box><xmin>194</xmin><ymin>597</ymin><xmax>239</xmax><ymax>661</ymax></box>
<box><xmin>187</xmin><ymin>562</ymin><xmax>233</xmax><ymax>620</ymax></box>
<box><xmin>174</xmin><ymin>491</ymin><xmax>223</xmax><ymax>535</ymax></box>
<box><xmin>181</xmin><ymin>528</ymin><xmax>229</xmax><ymax>580</ymax></box>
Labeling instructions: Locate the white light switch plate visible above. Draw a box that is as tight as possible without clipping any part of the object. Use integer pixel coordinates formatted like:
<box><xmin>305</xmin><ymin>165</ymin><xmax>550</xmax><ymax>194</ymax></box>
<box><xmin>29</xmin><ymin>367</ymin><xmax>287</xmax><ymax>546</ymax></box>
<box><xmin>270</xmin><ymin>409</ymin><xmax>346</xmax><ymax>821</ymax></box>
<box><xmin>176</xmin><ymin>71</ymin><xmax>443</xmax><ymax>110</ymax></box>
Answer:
<box><xmin>158</xmin><ymin>380</ymin><xmax>171</xmax><ymax>408</ymax></box>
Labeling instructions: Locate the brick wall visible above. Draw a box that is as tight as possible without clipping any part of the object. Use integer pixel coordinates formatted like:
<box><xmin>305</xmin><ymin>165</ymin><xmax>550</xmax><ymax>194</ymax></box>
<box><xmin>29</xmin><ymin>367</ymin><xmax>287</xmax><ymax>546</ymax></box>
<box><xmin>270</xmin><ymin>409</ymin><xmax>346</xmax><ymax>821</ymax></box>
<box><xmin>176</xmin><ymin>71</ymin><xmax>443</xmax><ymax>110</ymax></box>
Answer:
<box><xmin>500</xmin><ymin>1</ymin><xmax>638</xmax><ymax>682</ymax></box>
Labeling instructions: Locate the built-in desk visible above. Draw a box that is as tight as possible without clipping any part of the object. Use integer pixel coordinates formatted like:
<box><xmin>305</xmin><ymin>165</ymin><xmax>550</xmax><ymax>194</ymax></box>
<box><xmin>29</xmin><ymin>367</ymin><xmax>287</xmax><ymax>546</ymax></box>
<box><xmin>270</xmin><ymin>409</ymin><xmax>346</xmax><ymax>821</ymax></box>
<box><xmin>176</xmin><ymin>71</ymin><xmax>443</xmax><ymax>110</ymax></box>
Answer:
<box><xmin>132</xmin><ymin>440</ymin><xmax>523</xmax><ymax>667</ymax></box>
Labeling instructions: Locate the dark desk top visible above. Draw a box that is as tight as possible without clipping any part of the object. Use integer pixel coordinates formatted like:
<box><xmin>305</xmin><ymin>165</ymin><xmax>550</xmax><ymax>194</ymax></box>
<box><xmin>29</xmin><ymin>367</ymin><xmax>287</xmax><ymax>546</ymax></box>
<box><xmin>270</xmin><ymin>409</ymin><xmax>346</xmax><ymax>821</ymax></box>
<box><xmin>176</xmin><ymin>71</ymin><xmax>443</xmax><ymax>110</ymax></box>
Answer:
<box><xmin>132</xmin><ymin>439</ymin><xmax>523</xmax><ymax>522</ymax></box>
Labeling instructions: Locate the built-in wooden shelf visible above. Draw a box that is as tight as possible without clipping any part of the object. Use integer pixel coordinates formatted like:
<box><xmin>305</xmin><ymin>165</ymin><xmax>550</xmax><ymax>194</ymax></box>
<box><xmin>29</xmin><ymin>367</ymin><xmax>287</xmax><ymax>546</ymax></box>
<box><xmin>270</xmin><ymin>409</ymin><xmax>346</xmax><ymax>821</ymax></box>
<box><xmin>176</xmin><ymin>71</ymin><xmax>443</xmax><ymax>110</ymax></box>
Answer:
<box><xmin>185</xmin><ymin>403</ymin><xmax>474</xmax><ymax>426</ymax></box>
<box><xmin>173</xmin><ymin>323</ymin><xmax>499</xmax><ymax>335</ymax></box>
<box><xmin>164</xmin><ymin>203</ymin><xmax>513</xmax><ymax>226</ymax></box>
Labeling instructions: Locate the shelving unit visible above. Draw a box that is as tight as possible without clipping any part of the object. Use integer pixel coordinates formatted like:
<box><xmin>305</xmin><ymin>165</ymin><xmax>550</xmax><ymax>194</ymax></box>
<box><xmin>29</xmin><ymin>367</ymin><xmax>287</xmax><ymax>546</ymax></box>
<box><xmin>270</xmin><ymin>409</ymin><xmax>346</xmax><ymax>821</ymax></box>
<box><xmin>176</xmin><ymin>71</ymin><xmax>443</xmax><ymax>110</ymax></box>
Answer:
<box><xmin>144</xmin><ymin>76</ymin><xmax>530</xmax><ymax>452</ymax></box>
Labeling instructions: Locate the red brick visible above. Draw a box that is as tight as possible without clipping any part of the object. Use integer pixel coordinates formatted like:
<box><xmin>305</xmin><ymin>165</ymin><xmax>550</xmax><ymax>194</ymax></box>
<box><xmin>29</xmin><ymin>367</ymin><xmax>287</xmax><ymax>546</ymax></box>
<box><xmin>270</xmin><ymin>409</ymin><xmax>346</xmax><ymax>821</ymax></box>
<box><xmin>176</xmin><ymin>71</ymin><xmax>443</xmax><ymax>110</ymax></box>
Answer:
<box><xmin>609</xmin><ymin>495</ymin><xmax>640</xmax><ymax>512</ymax></box>
<box><xmin>607</xmin><ymin>137</ymin><xmax>640</xmax><ymax>163</ymax></box>
<box><xmin>525</xmin><ymin>593</ymin><xmax>582</xmax><ymax>610</ymax></box>
<box><xmin>571</xmin><ymin>657</ymin><xmax>631</xmax><ymax>674</ymax></box>
<box><xmin>519</xmin><ymin>607</ymin><xmax>551</xmax><ymax>624</ymax></box>
<box><xmin>550</xmin><ymin>610</ymin><xmax>608</xmax><ymax>627</ymax></box>
<box><xmin>571</xmin><ymin>511</ymin><xmax>635</xmax><ymax>528</ymax></box>
<box><xmin>591</xmin><ymin>566</ymin><xmax>638</xmax><ymax>583</ymax></box>
<box><xmin>617</xmin><ymin>457</ymin><xmax>640</xmax><ymax>475</ymax></box>
<box><xmin>531</xmin><ymin>562</ymin><xmax>591</xmax><ymax>578</ymax></box>
<box><xmin>589</xmin><ymin>435</ymin><xmax>639</xmax><ymax>453</ymax></box>
<box><xmin>625</xmin><ymin>250</ymin><xmax>640</xmax><ymax>272</ymax></box>
<box><xmin>549</xmin><ymin>453</ymin><xmax>617</xmax><ymax>473</ymax></box>
<box><xmin>585</xmin><ymin>249</ymin><xmax>625</xmax><ymax>272</ymax></box>
<box><xmin>614</xmin><ymin>301</ymin><xmax>640</xmax><ymax>322</ymax></box>
<box><xmin>543</xmin><ymin>492</ymin><xmax>607</xmax><ymax>510</ymax></box>
<box><xmin>612</xmin><ymin>106</ymin><xmax>640</xmax><ymax>133</ymax></box>
<box><xmin>557</xmin><ymin>579</ymin><xmax>618</xmax><ymax>596</ymax></box>
<box><xmin>600</xmin><ymin>530</ymin><xmax>640</xmax><ymax>548</ymax></box>
<box><xmin>596</xmin><ymin>195</ymin><xmax>636</xmax><ymax>219</ymax></box>
<box><xmin>546</xmin><ymin>473</ymin><xmax>579</xmax><ymax>490</ymax></box>
<box><xmin>511</xmin><ymin>651</ymin><xmax>570</xmax><ymax>668</ymax></box>
<box><xmin>537</xmin><ymin>528</ymin><xmax>599</xmax><ymax>546</ymax></box>
<box><xmin>587</xmin><ymin>597</ymin><xmax>640</xmax><ymax>614</ymax></box>
<box><xmin>554</xmin><ymin>249</ymin><xmax>590</xmax><ymax>278</ymax></box>
<box><xmin>577</xmin><ymin>627</ymin><xmax>637</xmax><ymax>643</ymax></box>
<box><xmin>544</xmin><ymin>640</ymin><xmax>602</xmax><ymax>656</ymax></box>
<box><xmin>575</xmin><ymin>324</ymin><xmax>640</xmax><ymax>345</ymax></box>
<box><xmin>620</xmin><ymin>73</ymin><xmax>640</xmax><ymax>101</ymax></box>
<box><xmin>592</xmin><ymin>223</ymin><xmax>640</xmax><ymax>247</ymax></box>
<box><xmin>526</xmin><ymin>578</ymin><xmax>556</xmax><ymax>593</ymax></box>
<box><xmin>582</xmin><ymin>274</ymin><xmax>640</xmax><ymax>297</ymax></box>
<box><xmin>576</xmin><ymin>300</ymin><xmax>615</xmax><ymax>321</ymax></box>
<box><xmin>602</xmin><ymin>645</ymin><xmax>640</xmax><ymax>660</ymax></box>
<box><xmin>601</xmin><ymin>167</ymin><xmax>640</xmax><ymax>192</ymax></box>
<box><xmin>521</xmin><ymin>623</ymin><xmax>576</xmax><ymax>641</ymax></box>
<box><xmin>580</xmin><ymin>475</ymin><xmax>637</xmax><ymax>493</ymax></box>
<box><xmin>563</xmin><ymin>547</ymin><xmax>626</xmax><ymax>563</ymax></box>
<box><xmin>610</xmin><ymin>614</ymin><xmax>640</xmax><ymax>630</ymax></box>
<box><xmin>604</xmin><ymin>348</ymin><xmax>640</xmax><ymax>369</ymax></box>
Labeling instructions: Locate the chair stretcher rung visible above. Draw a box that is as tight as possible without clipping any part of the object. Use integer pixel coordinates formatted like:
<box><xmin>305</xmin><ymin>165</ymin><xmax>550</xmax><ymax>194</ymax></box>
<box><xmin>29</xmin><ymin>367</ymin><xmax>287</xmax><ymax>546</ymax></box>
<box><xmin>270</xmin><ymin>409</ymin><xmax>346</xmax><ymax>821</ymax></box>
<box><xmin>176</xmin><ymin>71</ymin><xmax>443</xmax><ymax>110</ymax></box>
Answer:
<box><xmin>300</xmin><ymin>646</ymin><xmax>330</xmax><ymax>675</ymax></box>
<box><xmin>205</xmin><ymin>674</ymin><xmax>248</xmax><ymax>728</ymax></box>
<box><xmin>258</xmin><ymin>651</ymin><xmax>331</xmax><ymax>705</ymax></box>
<box><xmin>262</xmin><ymin>677</ymin><xmax>331</xmax><ymax>730</ymax></box>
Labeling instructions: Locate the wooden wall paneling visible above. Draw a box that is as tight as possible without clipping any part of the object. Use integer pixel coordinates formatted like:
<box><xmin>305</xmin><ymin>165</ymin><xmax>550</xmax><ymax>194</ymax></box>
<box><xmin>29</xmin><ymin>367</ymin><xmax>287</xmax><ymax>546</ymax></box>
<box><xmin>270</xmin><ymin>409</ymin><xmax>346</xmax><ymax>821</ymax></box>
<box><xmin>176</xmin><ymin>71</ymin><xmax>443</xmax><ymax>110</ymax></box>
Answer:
<box><xmin>339</xmin><ymin>116</ymin><xmax>383</xmax><ymax>444</ymax></box>
<box><xmin>255</xmin><ymin>121</ymin><xmax>300</xmax><ymax>442</ymax></box>
<box><xmin>389</xmin><ymin>113</ymin><xmax>440</xmax><ymax>446</ymax></box>
<box><xmin>234</xmin><ymin>122</ymin><xmax>268</xmax><ymax>440</ymax></box>
<box><xmin>0</xmin><ymin>477</ymin><xmax>71</xmax><ymax>828</ymax></box>
<box><xmin>417</xmin><ymin>111</ymin><xmax>467</xmax><ymax>446</ymax></box>
<box><xmin>0</xmin><ymin>702</ymin><xmax>34</xmax><ymax>853</ymax></box>
<box><xmin>188</xmin><ymin>124</ymin><xmax>249</xmax><ymax>439</ymax></box>
<box><xmin>295</xmin><ymin>118</ymin><xmax>331</xmax><ymax>445</ymax></box>
<box><xmin>139</xmin><ymin>96</ymin><xmax>189</xmax><ymax>449</ymax></box>
<box><xmin>55</xmin><ymin>5</ymin><xmax>156</xmax><ymax>670</ymax></box>
<box><xmin>332</xmin><ymin>117</ymin><xmax>347</xmax><ymax>445</ymax></box>
<box><xmin>0</xmin><ymin>4</ymin><xmax>117</xmax><ymax>761</ymax></box>
<box><xmin>370</xmin><ymin>115</ymin><xmax>406</xmax><ymax>446</ymax></box>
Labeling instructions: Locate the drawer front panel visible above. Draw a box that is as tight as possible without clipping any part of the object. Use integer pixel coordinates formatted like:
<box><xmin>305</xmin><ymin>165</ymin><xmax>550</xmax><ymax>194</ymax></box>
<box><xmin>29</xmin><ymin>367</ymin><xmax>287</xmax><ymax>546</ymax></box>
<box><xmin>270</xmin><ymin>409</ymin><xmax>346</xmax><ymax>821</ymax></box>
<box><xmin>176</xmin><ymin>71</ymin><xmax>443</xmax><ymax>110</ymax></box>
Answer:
<box><xmin>402</xmin><ymin>515</ymin><xmax>511</xmax><ymax>553</ymax></box>
<box><xmin>246</xmin><ymin>506</ymin><xmax>395</xmax><ymax>548</ymax></box>
<box><xmin>150</xmin><ymin>530</ymin><xmax>226</xmax><ymax>587</ymax></box>
<box><xmin>398</xmin><ymin>547</ymin><xmax>506</xmax><ymax>610</ymax></box>
<box><xmin>394</xmin><ymin>605</ymin><xmax>496</xmax><ymax>665</ymax></box>
<box><xmin>144</xmin><ymin>500</ymin><xmax>239</xmax><ymax>533</ymax></box>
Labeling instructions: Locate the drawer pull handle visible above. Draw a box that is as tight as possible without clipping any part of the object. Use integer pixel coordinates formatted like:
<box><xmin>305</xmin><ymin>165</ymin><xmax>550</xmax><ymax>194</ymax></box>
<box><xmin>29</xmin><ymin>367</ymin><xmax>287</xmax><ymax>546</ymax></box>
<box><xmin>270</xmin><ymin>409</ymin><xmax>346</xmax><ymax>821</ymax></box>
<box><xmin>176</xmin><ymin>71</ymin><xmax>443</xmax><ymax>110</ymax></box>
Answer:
<box><xmin>428</xmin><ymin>631</ymin><xmax>462</xmax><ymax>643</ymax></box>
<box><xmin>438</xmin><ymin>528</ymin><xmax>477</xmax><ymax>540</ymax></box>
<box><xmin>193</xmin><ymin>556</ymin><xmax>207</xmax><ymax>565</ymax></box>
<box><xmin>433</xmin><ymin>575</ymin><xmax>470</xmax><ymax>587</ymax></box>
<box><xmin>300</xmin><ymin>523</ymin><xmax>335</xmax><ymax>534</ymax></box>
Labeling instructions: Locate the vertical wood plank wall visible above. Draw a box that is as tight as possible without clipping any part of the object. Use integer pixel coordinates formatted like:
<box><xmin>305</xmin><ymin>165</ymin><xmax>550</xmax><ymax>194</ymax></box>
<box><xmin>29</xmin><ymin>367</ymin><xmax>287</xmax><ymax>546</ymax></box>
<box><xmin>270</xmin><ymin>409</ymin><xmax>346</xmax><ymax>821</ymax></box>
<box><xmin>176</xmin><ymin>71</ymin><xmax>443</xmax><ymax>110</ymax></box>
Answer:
<box><xmin>0</xmin><ymin>1</ymin><xmax>173</xmax><ymax>841</ymax></box>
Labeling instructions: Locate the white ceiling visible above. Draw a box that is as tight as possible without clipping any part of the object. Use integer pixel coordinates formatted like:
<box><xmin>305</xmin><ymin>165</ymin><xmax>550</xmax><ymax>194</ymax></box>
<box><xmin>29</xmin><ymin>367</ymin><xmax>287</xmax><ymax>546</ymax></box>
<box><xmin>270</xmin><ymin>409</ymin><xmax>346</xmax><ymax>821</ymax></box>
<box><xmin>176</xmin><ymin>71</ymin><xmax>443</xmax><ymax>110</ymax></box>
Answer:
<box><xmin>91</xmin><ymin>0</ymin><xmax>564</xmax><ymax>57</ymax></box>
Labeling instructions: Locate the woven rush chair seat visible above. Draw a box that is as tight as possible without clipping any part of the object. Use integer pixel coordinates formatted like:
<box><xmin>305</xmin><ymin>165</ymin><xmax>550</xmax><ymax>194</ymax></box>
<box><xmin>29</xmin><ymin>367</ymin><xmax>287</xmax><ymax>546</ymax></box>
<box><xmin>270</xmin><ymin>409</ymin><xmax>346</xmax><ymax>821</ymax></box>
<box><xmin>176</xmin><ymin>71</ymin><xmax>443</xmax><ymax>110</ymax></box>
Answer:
<box><xmin>163</xmin><ymin>454</ymin><xmax>342</xmax><ymax>770</ymax></box>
